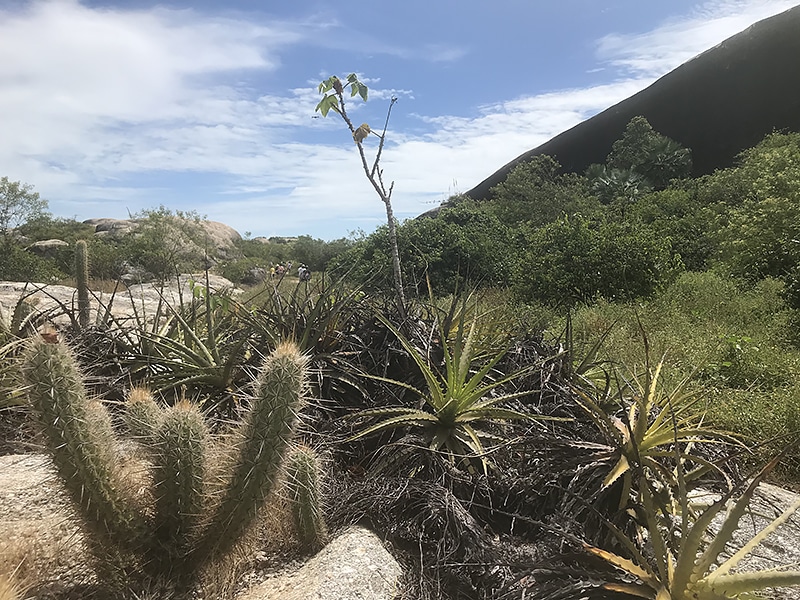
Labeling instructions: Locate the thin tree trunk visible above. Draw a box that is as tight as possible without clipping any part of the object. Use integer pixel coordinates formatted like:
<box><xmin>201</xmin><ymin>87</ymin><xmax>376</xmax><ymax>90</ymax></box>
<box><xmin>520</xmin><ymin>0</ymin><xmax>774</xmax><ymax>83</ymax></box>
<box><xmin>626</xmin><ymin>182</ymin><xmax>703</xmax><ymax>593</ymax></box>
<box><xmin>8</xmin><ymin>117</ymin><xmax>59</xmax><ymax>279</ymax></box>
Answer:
<box><xmin>334</xmin><ymin>89</ymin><xmax>407</xmax><ymax>321</ymax></box>
<box><xmin>383</xmin><ymin>198</ymin><xmax>406</xmax><ymax>321</ymax></box>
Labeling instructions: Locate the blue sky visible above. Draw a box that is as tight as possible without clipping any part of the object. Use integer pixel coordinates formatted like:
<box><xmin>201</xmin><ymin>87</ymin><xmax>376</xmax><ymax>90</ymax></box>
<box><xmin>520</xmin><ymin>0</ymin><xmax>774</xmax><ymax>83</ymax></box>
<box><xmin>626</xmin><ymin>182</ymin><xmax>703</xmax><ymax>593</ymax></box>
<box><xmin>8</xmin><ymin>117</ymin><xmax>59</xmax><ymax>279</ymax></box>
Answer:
<box><xmin>1</xmin><ymin>0</ymin><xmax>798</xmax><ymax>240</ymax></box>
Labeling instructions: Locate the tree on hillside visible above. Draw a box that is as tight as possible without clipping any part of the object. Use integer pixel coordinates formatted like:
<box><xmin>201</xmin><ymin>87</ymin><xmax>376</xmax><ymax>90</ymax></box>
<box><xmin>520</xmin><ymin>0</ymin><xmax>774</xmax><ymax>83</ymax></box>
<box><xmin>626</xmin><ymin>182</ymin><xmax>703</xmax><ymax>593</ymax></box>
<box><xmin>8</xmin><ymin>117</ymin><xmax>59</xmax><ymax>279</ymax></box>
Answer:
<box><xmin>587</xmin><ymin>117</ymin><xmax>692</xmax><ymax>213</ymax></box>
<box><xmin>606</xmin><ymin>116</ymin><xmax>692</xmax><ymax>189</ymax></box>
<box><xmin>0</xmin><ymin>177</ymin><xmax>49</xmax><ymax>240</ymax></box>
<box><xmin>627</xmin><ymin>185</ymin><xmax>718</xmax><ymax>271</ymax></box>
<box><xmin>315</xmin><ymin>73</ymin><xmax>407</xmax><ymax>320</ymax></box>
<box><xmin>709</xmin><ymin>132</ymin><xmax>800</xmax><ymax>298</ymax></box>
<box><xmin>489</xmin><ymin>155</ymin><xmax>598</xmax><ymax>227</ymax></box>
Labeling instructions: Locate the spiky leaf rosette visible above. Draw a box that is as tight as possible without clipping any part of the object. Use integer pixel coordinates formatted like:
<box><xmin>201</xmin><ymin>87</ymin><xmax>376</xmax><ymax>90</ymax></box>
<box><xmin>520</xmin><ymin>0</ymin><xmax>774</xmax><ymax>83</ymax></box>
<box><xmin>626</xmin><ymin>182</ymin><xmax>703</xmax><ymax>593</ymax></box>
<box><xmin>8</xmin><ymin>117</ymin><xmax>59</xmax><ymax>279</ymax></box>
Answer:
<box><xmin>151</xmin><ymin>400</ymin><xmax>208</xmax><ymax>569</ymax></box>
<box><xmin>196</xmin><ymin>342</ymin><xmax>308</xmax><ymax>563</ymax></box>
<box><xmin>286</xmin><ymin>445</ymin><xmax>328</xmax><ymax>551</ymax></box>
<box><xmin>20</xmin><ymin>337</ymin><xmax>147</xmax><ymax>549</ymax></box>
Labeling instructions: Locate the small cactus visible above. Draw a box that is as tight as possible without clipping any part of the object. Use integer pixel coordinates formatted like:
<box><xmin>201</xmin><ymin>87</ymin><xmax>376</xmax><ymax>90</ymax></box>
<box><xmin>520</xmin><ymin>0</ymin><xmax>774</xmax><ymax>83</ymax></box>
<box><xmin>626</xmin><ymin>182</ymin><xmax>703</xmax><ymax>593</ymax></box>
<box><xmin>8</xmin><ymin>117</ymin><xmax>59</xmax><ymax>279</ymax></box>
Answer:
<box><xmin>124</xmin><ymin>387</ymin><xmax>161</xmax><ymax>440</ymax></box>
<box><xmin>21</xmin><ymin>337</ymin><xmax>313</xmax><ymax>596</ymax></box>
<box><xmin>74</xmin><ymin>240</ymin><xmax>90</xmax><ymax>329</ymax></box>
<box><xmin>286</xmin><ymin>445</ymin><xmax>328</xmax><ymax>552</ymax></box>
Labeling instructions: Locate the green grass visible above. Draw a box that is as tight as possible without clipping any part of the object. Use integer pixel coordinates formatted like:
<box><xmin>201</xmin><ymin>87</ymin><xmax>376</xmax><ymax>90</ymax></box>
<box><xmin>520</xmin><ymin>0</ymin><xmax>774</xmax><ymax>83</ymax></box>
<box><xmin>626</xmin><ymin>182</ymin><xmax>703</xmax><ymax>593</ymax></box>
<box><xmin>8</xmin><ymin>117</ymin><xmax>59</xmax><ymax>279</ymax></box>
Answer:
<box><xmin>546</xmin><ymin>271</ymin><xmax>800</xmax><ymax>482</ymax></box>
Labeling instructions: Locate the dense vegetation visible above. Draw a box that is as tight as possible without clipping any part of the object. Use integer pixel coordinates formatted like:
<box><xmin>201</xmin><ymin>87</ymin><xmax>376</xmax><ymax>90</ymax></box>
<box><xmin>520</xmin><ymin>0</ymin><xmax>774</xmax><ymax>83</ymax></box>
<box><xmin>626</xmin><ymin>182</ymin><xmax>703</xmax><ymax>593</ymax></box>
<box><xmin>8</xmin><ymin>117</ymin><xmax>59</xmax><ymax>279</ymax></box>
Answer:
<box><xmin>2</xmin><ymin>119</ymin><xmax>800</xmax><ymax>599</ymax></box>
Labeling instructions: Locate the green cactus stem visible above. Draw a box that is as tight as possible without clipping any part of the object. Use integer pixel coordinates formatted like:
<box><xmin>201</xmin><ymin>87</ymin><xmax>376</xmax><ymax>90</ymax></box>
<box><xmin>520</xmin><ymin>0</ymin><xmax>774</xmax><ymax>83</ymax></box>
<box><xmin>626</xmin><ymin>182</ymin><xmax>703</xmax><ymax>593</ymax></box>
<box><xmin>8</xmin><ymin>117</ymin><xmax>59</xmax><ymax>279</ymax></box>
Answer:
<box><xmin>74</xmin><ymin>239</ymin><xmax>91</xmax><ymax>329</ymax></box>
<box><xmin>20</xmin><ymin>337</ymin><xmax>147</xmax><ymax>550</ymax></box>
<box><xmin>195</xmin><ymin>342</ymin><xmax>308</xmax><ymax>565</ymax></box>
<box><xmin>124</xmin><ymin>386</ymin><xmax>163</xmax><ymax>441</ymax></box>
<box><xmin>286</xmin><ymin>445</ymin><xmax>328</xmax><ymax>552</ymax></box>
<box><xmin>151</xmin><ymin>400</ymin><xmax>208</xmax><ymax>569</ymax></box>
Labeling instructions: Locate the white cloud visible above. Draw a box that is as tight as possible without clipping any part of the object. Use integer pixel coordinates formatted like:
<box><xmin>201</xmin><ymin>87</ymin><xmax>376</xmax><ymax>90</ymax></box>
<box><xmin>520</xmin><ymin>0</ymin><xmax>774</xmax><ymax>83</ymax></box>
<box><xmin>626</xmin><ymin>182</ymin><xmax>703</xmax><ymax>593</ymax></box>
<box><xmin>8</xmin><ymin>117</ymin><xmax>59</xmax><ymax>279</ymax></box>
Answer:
<box><xmin>596</xmin><ymin>0</ymin><xmax>799</xmax><ymax>76</ymax></box>
<box><xmin>0</xmin><ymin>0</ymin><xmax>796</xmax><ymax>240</ymax></box>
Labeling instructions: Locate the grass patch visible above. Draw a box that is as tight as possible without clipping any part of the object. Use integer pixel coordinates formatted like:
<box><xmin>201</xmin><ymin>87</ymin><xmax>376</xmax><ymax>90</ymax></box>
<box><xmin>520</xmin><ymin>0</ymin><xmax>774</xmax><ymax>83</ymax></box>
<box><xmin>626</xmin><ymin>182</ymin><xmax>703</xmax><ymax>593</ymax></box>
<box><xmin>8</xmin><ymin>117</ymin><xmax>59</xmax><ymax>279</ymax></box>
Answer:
<box><xmin>552</xmin><ymin>271</ymin><xmax>800</xmax><ymax>483</ymax></box>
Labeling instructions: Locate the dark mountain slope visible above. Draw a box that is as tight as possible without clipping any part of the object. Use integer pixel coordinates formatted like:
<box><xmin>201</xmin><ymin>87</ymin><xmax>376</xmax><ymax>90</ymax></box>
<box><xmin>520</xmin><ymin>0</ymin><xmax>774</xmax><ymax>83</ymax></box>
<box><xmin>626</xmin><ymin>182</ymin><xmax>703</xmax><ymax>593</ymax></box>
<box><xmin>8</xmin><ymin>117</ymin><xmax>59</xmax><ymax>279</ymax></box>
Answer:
<box><xmin>466</xmin><ymin>5</ymin><xmax>800</xmax><ymax>201</ymax></box>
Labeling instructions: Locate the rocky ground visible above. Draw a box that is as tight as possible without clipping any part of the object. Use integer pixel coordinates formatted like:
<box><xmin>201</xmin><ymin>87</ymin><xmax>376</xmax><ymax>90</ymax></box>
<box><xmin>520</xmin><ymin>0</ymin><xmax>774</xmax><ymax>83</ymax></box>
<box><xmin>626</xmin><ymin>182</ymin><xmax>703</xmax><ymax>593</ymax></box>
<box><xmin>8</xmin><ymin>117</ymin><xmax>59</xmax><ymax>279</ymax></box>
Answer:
<box><xmin>2</xmin><ymin>276</ymin><xmax>799</xmax><ymax>599</ymax></box>
<box><xmin>0</xmin><ymin>275</ymin><xmax>242</xmax><ymax>330</ymax></box>
<box><xmin>0</xmin><ymin>453</ymin><xmax>402</xmax><ymax>600</ymax></box>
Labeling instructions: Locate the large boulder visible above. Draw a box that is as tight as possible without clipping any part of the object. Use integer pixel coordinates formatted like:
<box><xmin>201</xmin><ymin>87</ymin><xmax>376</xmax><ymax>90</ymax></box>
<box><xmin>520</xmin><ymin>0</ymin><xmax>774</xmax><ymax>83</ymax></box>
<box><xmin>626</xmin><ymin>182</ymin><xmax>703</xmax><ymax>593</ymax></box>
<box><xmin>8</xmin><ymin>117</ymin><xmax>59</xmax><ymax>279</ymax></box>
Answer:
<box><xmin>201</xmin><ymin>220</ymin><xmax>242</xmax><ymax>260</ymax></box>
<box><xmin>26</xmin><ymin>238</ymin><xmax>69</xmax><ymax>257</ymax></box>
<box><xmin>83</xmin><ymin>217</ymin><xmax>243</xmax><ymax>261</ymax></box>
<box><xmin>83</xmin><ymin>218</ymin><xmax>137</xmax><ymax>238</ymax></box>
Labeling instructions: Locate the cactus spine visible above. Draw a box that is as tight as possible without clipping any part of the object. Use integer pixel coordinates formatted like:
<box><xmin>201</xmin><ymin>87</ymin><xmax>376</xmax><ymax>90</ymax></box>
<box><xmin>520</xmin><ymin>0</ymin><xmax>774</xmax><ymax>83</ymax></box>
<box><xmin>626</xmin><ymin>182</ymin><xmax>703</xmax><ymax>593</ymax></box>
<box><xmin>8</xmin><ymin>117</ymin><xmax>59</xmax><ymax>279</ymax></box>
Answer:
<box><xmin>74</xmin><ymin>239</ymin><xmax>90</xmax><ymax>329</ymax></box>
<box><xmin>286</xmin><ymin>445</ymin><xmax>328</xmax><ymax>552</ymax></box>
<box><xmin>21</xmin><ymin>337</ymin><xmax>311</xmax><ymax>596</ymax></box>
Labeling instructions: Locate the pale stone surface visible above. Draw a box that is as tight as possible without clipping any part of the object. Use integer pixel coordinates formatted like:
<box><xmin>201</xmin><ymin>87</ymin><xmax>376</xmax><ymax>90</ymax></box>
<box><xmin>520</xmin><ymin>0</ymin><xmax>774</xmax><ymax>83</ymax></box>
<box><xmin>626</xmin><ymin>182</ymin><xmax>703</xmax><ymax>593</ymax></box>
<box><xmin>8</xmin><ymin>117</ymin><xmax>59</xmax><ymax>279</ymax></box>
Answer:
<box><xmin>235</xmin><ymin>526</ymin><xmax>402</xmax><ymax>600</ymax></box>
<box><xmin>83</xmin><ymin>217</ymin><xmax>242</xmax><ymax>258</ymax></box>
<box><xmin>690</xmin><ymin>482</ymin><xmax>800</xmax><ymax>600</ymax></box>
<box><xmin>0</xmin><ymin>275</ymin><xmax>241</xmax><ymax>327</ymax></box>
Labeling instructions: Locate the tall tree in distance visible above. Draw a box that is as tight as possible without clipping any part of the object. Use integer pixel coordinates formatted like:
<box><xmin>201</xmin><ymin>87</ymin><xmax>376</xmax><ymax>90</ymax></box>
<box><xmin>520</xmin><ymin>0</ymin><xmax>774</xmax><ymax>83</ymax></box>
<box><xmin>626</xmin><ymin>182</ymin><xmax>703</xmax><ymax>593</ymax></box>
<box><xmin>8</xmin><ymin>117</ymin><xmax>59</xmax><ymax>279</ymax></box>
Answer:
<box><xmin>0</xmin><ymin>177</ymin><xmax>48</xmax><ymax>242</ymax></box>
<box><xmin>315</xmin><ymin>74</ymin><xmax>407</xmax><ymax>320</ymax></box>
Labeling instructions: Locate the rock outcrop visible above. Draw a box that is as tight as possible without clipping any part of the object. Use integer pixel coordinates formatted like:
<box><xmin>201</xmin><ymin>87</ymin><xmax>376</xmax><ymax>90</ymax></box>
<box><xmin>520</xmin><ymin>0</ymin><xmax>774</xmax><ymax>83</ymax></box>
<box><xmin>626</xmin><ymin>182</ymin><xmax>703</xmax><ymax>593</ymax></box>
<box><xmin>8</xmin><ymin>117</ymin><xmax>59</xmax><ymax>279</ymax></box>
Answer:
<box><xmin>467</xmin><ymin>5</ymin><xmax>800</xmax><ymax>201</ymax></box>
<box><xmin>0</xmin><ymin>275</ymin><xmax>241</xmax><ymax>328</ymax></box>
<box><xmin>82</xmin><ymin>217</ymin><xmax>243</xmax><ymax>260</ymax></box>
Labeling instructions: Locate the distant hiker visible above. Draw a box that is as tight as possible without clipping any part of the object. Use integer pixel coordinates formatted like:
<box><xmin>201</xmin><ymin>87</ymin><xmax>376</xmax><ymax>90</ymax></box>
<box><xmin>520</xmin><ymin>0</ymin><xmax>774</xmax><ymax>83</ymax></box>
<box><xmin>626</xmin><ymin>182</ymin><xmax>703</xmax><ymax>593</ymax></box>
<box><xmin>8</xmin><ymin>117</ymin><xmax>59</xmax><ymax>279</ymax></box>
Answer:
<box><xmin>299</xmin><ymin>264</ymin><xmax>311</xmax><ymax>282</ymax></box>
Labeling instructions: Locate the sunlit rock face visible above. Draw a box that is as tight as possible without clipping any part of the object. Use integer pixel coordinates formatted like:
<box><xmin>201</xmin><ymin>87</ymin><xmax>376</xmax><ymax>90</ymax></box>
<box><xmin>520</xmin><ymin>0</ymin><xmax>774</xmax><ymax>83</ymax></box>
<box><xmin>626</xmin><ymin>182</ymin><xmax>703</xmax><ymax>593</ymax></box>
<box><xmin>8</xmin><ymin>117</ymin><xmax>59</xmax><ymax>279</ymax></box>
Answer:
<box><xmin>467</xmin><ymin>5</ymin><xmax>800</xmax><ymax>201</ymax></box>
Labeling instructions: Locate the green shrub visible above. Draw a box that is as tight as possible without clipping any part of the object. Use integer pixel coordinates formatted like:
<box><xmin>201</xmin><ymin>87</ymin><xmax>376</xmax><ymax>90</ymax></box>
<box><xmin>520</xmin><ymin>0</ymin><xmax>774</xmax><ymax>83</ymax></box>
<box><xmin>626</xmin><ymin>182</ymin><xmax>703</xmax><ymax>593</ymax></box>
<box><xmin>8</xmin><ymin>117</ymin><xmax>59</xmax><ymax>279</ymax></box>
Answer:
<box><xmin>512</xmin><ymin>215</ymin><xmax>680</xmax><ymax>308</ymax></box>
<box><xmin>0</xmin><ymin>242</ymin><xmax>64</xmax><ymax>282</ymax></box>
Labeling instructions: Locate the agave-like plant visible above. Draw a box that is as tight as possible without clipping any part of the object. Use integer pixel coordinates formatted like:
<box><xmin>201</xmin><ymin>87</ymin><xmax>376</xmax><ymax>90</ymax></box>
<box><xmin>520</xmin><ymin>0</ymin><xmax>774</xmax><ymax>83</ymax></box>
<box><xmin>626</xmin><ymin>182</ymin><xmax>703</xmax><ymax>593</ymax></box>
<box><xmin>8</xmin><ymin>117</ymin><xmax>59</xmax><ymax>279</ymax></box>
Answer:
<box><xmin>112</xmin><ymin>278</ymin><xmax>255</xmax><ymax>411</ymax></box>
<box><xmin>351</xmin><ymin>294</ymin><xmax>565</xmax><ymax>473</ymax></box>
<box><xmin>584</xmin><ymin>453</ymin><xmax>800</xmax><ymax>599</ymax></box>
<box><xmin>573</xmin><ymin>356</ymin><xmax>740</xmax><ymax>512</ymax></box>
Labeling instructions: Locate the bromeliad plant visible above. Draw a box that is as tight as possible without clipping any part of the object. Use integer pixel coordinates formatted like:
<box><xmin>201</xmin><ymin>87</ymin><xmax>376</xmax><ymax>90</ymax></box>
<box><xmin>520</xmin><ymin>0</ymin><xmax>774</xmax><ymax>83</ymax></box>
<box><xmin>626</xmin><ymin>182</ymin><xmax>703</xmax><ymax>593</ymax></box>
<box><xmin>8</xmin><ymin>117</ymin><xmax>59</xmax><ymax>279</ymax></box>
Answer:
<box><xmin>583</xmin><ymin>452</ymin><xmax>800</xmax><ymax>599</ymax></box>
<box><xmin>351</xmin><ymin>294</ymin><xmax>565</xmax><ymax>473</ymax></box>
<box><xmin>115</xmin><ymin>277</ymin><xmax>256</xmax><ymax>412</ymax></box>
<box><xmin>573</xmin><ymin>355</ymin><xmax>740</xmax><ymax>514</ymax></box>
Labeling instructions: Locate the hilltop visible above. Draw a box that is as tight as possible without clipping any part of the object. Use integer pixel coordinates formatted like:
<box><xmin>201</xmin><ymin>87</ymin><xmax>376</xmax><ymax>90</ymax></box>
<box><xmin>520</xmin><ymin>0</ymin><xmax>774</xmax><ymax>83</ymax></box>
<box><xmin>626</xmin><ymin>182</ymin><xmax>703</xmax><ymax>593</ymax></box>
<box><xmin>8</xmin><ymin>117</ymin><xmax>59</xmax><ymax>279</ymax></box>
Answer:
<box><xmin>466</xmin><ymin>4</ymin><xmax>800</xmax><ymax>200</ymax></box>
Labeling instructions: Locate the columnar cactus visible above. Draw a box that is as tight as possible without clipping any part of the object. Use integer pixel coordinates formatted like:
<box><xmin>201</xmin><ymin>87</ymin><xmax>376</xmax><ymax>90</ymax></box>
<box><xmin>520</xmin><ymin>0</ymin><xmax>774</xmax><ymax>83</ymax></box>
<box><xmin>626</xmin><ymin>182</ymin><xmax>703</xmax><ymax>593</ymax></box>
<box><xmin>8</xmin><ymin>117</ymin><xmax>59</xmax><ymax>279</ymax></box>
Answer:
<box><xmin>151</xmin><ymin>401</ymin><xmax>208</xmax><ymax>566</ymax></box>
<box><xmin>192</xmin><ymin>342</ymin><xmax>308</xmax><ymax>564</ymax></box>
<box><xmin>286</xmin><ymin>445</ymin><xmax>328</xmax><ymax>552</ymax></box>
<box><xmin>20</xmin><ymin>339</ymin><xmax>148</xmax><ymax>553</ymax></box>
<box><xmin>74</xmin><ymin>239</ymin><xmax>90</xmax><ymax>329</ymax></box>
<box><xmin>20</xmin><ymin>337</ymin><xmax>311</xmax><ymax>596</ymax></box>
